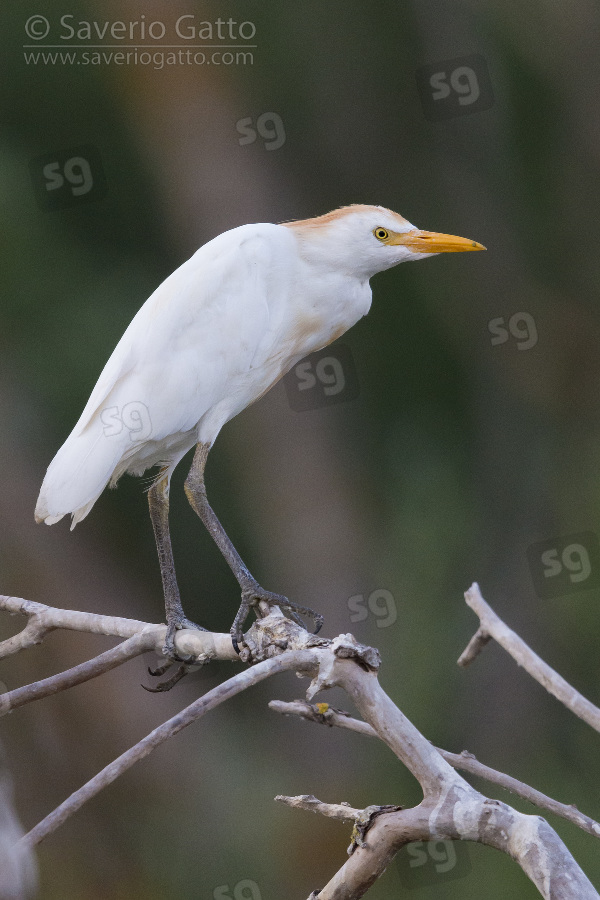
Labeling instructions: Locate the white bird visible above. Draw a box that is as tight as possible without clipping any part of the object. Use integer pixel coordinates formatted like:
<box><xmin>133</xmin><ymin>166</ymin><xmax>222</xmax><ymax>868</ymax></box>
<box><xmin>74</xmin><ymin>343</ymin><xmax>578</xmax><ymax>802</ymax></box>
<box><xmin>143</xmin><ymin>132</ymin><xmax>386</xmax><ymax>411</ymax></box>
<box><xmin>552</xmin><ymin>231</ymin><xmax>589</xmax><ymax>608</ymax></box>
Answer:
<box><xmin>35</xmin><ymin>205</ymin><xmax>484</xmax><ymax>670</ymax></box>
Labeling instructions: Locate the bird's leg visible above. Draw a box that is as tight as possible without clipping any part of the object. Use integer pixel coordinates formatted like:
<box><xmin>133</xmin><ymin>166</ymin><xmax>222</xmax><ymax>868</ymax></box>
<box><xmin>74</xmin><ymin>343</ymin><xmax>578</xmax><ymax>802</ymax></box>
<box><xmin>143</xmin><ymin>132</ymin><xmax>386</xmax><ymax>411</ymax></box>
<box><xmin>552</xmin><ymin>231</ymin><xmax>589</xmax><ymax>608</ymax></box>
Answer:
<box><xmin>148</xmin><ymin>472</ymin><xmax>207</xmax><ymax>669</ymax></box>
<box><xmin>184</xmin><ymin>443</ymin><xmax>324</xmax><ymax>654</ymax></box>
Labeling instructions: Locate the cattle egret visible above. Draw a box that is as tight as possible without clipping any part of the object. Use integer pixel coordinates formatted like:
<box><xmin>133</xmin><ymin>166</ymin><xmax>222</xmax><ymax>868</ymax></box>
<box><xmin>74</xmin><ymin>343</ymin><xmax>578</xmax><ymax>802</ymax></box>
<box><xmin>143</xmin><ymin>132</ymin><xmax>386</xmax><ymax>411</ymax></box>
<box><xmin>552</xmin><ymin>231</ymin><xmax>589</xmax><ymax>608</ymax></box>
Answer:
<box><xmin>35</xmin><ymin>205</ymin><xmax>485</xmax><ymax>666</ymax></box>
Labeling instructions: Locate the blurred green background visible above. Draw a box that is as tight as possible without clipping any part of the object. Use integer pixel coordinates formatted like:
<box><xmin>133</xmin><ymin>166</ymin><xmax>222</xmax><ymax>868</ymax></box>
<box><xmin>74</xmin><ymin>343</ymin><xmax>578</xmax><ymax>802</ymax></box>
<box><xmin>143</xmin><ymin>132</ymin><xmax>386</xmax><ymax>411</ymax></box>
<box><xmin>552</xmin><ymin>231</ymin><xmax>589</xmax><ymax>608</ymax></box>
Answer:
<box><xmin>1</xmin><ymin>0</ymin><xmax>599</xmax><ymax>896</ymax></box>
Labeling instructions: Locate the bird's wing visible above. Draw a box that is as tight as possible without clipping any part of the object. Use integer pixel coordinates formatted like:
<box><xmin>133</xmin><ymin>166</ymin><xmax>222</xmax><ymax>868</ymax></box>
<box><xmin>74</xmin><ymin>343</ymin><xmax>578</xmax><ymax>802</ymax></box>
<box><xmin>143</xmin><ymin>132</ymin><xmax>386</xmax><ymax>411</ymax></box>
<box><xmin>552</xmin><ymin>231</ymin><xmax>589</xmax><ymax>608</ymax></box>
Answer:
<box><xmin>71</xmin><ymin>337</ymin><xmax>136</xmax><ymax>437</ymax></box>
<box><xmin>97</xmin><ymin>223</ymin><xmax>295</xmax><ymax>440</ymax></box>
<box><xmin>70</xmin><ymin>224</ymin><xmax>281</xmax><ymax>435</ymax></box>
<box><xmin>36</xmin><ymin>223</ymin><xmax>296</xmax><ymax>526</ymax></box>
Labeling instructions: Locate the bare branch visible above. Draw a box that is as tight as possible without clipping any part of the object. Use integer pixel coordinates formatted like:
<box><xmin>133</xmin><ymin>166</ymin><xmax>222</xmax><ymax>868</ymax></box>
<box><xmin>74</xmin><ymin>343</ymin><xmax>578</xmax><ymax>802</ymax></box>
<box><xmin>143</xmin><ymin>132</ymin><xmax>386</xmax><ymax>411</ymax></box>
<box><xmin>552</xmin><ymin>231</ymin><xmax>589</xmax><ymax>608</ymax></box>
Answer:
<box><xmin>277</xmin><ymin>794</ymin><xmax>403</xmax><ymax>859</ymax></box>
<box><xmin>269</xmin><ymin>701</ymin><xmax>600</xmax><ymax>841</ymax></box>
<box><xmin>297</xmin><ymin>651</ymin><xmax>600</xmax><ymax>898</ymax></box>
<box><xmin>457</xmin><ymin>625</ymin><xmax>491</xmax><ymax>666</ymax></box>
<box><xmin>438</xmin><ymin>747</ymin><xmax>600</xmax><ymax>840</ymax></box>
<box><xmin>269</xmin><ymin>698</ymin><xmax>375</xmax><ymax>737</ymax></box>
<box><xmin>459</xmin><ymin>583</ymin><xmax>600</xmax><ymax>732</ymax></box>
<box><xmin>310</xmin><ymin>800</ymin><xmax>600</xmax><ymax>900</ymax></box>
<box><xmin>276</xmin><ymin>794</ymin><xmax>361</xmax><ymax>822</ymax></box>
<box><xmin>4</xmin><ymin>597</ymin><xmax>597</xmax><ymax>899</ymax></box>
<box><xmin>19</xmin><ymin>650</ymin><xmax>316</xmax><ymax>850</ymax></box>
<box><xmin>0</xmin><ymin>596</ymin><xmax>147</xmax><ymax>656</ymax></box>
<box><xmin>319</xmin><ymin>642</ymin><xmax>464</xmax><ymax>800</ymax></box>
<box><xmin>0</xmin><ymin>631</ymin><xmax>158</xmax><ymax>716</ymax></box>
<box><xmin>0</xmin><ymin>595</ymin><xmax>238</xmax><ymax>662</ymax></box>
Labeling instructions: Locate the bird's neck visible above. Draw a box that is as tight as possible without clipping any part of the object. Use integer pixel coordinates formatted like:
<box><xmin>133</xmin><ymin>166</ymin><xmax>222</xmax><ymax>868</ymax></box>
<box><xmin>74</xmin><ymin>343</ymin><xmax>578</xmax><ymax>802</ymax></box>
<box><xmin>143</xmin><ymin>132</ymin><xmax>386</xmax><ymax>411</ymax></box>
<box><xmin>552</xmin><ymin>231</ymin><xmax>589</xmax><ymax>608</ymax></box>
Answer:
<box><xmin>286</xmin><ymin>266</ymin><xmax>371</xmax><ymax>357</ymax></box>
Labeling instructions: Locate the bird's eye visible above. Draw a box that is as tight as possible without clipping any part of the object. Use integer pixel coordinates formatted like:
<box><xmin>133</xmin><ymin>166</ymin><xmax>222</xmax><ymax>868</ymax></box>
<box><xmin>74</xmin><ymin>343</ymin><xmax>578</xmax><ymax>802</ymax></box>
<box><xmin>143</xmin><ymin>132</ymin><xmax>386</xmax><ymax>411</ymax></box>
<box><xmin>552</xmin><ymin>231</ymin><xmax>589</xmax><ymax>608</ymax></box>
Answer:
<box><xmin>374</xmin><ymin>228</ymin><xmax>389</xmax><ymax>242</ymax></box>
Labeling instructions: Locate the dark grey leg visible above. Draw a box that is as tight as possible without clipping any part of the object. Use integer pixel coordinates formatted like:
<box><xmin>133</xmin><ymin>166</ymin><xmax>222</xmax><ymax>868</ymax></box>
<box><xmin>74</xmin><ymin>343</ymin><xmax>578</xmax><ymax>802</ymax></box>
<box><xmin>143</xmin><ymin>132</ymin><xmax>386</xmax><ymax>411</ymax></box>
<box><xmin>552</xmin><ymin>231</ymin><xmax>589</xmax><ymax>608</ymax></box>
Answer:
<box><xmin>184</xmin><ymin>443</ymin><xmax>323</xmax><ymax>652</ymax></box>
<box><xmin>148</xmin><ymin>472</ymin><xmax>206</xmax><ymax>665</ymax></box>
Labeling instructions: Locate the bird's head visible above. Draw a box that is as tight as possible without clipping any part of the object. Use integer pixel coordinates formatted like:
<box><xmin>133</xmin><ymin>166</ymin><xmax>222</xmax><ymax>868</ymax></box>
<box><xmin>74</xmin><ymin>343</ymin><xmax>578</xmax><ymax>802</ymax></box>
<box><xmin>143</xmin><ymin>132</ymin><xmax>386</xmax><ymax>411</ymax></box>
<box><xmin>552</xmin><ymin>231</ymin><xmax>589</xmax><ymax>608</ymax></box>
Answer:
<box><xmin>283</xmin><ymin>204</ymin><xmax>485</xmax><ymax>279</ymax></box>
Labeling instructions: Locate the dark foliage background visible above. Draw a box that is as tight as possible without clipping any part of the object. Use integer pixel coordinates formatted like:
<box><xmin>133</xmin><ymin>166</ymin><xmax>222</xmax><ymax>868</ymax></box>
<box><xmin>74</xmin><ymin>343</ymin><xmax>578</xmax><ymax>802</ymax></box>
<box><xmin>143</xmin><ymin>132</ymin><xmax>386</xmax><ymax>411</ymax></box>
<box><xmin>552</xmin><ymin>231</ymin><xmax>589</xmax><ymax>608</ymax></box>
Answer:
<box><xmin>1</xmin><ymin>1</ymin><xmax>599</xmax><ymax>896</ymax></box>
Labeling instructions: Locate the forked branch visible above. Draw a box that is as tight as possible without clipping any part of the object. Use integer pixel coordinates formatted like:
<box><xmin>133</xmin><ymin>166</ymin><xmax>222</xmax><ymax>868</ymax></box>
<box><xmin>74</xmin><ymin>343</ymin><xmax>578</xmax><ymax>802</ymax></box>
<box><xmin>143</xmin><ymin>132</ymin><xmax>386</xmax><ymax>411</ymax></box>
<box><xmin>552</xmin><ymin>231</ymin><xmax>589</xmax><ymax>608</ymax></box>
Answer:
<box><xmin>458</xmin><ymin>583</ymin><xmax>600</xmax><ymax>732</ymax></box>
<box><xmin>269</xmin><ymin>699</ymin><xmax>600</xmax><ymax>840</ymax></box>
<box><xmin>1</xmin><ymin>594</ymin><xmax>598</xmax><ymax>899</ymax></box>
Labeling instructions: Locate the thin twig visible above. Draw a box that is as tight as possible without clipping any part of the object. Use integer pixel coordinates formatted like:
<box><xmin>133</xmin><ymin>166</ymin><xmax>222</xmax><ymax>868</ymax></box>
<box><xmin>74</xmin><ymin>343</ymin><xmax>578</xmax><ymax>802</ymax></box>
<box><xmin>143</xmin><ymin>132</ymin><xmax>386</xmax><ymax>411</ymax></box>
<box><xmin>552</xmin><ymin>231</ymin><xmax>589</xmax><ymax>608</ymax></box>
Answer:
<box><xmin>457</xmin><ymin>626</ymin><xmax>491</xmax><ymax>665</ymax></box>
<box><xmin>0</xmin><ymin>595</ymin><xmax>238</xmax><ymax>662</ymax></box>
<box><xmin>305</xmin><ymin>656</ymin><xmax>599</xmax><ymax>899</ymax></box>
<box><xmin>5</xmin><ymin>595</ymin><xmax>598</xmax><ymax>898</ymax></box>
<box><xmin>437</xmin><ymin>747</ymin><xmax>600</xmax><ymax>840</ymax></box>
<box><xmin>269</xmin><ymin>700</ymin><xmax>600</xmax><ymax>841</ymax></box>
<box><xmin>0</xmin><ymin>596</ymin><xmax>149</xmax><ymax>657</ymax></box>
<box><xmin>459</xmin><ymin>583</ymin><xmax>600</xmax><ymax>732</ymax></box>
<box><xmin>269</xmin><ymin>698</ymin><xmax>375</xmax><ymax>737</ymax></box>
<box><xmin>0</xmin><ymin>631</ymin><xmax>158</xmax><ymax>716</ymax></box>
<box><xmin>276</xmin><ymin>794</ymin><xmax>360</xmax><ymax>821</ymax></box>
<box><xmin>19</xmin><ymin>650</ymin><xmax>315</xmax><ymax>849</ymax></box>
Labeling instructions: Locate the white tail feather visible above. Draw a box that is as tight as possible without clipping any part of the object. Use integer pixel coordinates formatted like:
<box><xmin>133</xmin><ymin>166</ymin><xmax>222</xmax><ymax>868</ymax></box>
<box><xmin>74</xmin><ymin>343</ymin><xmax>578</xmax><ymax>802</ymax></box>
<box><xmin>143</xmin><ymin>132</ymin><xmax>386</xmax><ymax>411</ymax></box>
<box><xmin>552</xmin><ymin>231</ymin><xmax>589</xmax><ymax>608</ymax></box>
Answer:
<box><xmin>35</xmin><ymin>420</ymin><xmax>126</xmax><ymax>529</ymax></box>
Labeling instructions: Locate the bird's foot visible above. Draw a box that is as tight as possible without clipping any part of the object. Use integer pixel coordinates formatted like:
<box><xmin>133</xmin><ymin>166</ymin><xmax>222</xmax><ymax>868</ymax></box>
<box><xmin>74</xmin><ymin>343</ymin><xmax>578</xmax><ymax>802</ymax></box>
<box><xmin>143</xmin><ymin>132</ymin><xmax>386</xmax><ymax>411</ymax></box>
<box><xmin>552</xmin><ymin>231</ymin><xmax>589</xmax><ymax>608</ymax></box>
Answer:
<box><xmin>142</xmin><ymin>660</ymin><xmax>191</xmax><ymax>693</ymax></box>
<box><xmin>231</xmin><ymin>584</ymin><xmax>324</xmax><ymax>658</ymax></box>
<box><xmin>142</xmin><ymin>616</ymin><xmax>209</xmax><ymax>692</ymax></box>
<box><xmin>163</xmin><ymin>614</ymin><xmax>208</xmax><ymax>665</ymax></box>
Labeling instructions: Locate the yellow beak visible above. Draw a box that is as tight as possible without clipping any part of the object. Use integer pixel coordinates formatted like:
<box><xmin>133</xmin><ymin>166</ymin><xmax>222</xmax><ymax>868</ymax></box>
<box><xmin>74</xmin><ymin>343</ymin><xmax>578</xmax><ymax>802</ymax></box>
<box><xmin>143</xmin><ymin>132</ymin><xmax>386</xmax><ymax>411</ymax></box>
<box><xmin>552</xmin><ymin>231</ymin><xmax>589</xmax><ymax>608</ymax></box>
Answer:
<box><xmin>390</xmin><ymin>229</ymin><xmax>486</xmax><ymax>253</ymax></box>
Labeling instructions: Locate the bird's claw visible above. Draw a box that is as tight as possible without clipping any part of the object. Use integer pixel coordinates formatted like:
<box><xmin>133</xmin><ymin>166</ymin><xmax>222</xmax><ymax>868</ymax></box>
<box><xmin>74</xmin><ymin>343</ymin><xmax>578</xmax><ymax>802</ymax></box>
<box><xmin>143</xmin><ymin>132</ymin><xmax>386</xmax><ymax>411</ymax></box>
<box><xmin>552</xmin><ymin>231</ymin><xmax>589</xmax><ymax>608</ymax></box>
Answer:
<box><xmin>142</xmin><ymin>662</ymin><xmax>190</xmax><ymax>693</ymax></box>
<box><xmin>142</xmin><ymin>615</ymin><xmax>209</xmax><ymax>692</ymax></box>
<box><xmin>159</xmin><ymin>616</ymin><xmax>208</xmax><ymax>668</ymax></box>
<box><xmin>231</xmin><ymin>585</ymin><xmax>324</xmax><ymax>660</ymax></box>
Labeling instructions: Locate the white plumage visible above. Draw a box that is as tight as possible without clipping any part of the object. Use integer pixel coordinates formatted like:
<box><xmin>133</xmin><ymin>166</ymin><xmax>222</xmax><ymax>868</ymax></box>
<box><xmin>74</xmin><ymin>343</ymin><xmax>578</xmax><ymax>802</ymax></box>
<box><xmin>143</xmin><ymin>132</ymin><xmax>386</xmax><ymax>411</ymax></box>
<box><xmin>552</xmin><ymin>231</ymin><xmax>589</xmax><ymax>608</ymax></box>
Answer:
<box><xmin>35</xmin><ymin>220</ymin><xmax>362</xmax><ymax>525</ymax></box>
<box><xmin>35</xmin><ymin>204</ymin><xmax>484</xmax><ymax>660</ymax></box>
